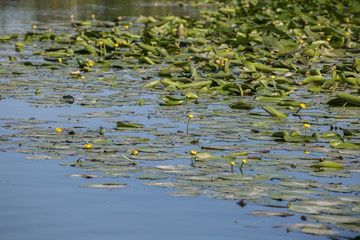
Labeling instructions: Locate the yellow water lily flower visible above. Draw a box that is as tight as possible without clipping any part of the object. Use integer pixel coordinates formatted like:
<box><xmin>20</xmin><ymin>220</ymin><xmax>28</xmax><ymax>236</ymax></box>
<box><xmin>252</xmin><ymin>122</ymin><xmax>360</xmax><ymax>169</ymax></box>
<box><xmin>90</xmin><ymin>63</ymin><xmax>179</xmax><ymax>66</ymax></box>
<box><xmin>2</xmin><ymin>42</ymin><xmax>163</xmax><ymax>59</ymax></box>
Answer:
<box><xmin>58</xmin><ymin>58</ymin><xmax>62</xmax><ymax>63</ymax></box>
<box><xmin>230</xmin><ymin>161</ymin><xmax>235</xmax><ymax>173</ymax></box>
<box><xmin>187</xmin><ymin>114</ymin><xmax>193</xmax><ymax>134</ymax></box>
<box><xmin>296</xmin><ymin>103</ymin><xmax>306</xmax><ymax>113</ymax></box>
<box><xmin>131</xmin><ymin>150</ymin><xmax>139</xmax><ymax>155</ymax></box>
<box><xmin>190</xmin><ymin>150</ymin><xmax>197</xmax><ymax>155</ymax></box>
<box><xmin>240</xmin><ymin>159</ymin><xmax>246</xmax><ymax>172</ymax></box>
<box><xmin>304</xmin><ymin>123</ymin><xmax>310</xmax><ymax>137</ymax></box>
<box><xmin>85</xmin><ymin>142</ymin><xmax>92</xmax><ymax>149</ymax></box>
<box><xmin>33</xmin><ymin>25</ymin><xmax>37</xmax><ymax>29</ymax></box>
<box><xmin>56</xmin><ymin>127</ymin><xmax>62</xmax><ymax>133</ymax></box>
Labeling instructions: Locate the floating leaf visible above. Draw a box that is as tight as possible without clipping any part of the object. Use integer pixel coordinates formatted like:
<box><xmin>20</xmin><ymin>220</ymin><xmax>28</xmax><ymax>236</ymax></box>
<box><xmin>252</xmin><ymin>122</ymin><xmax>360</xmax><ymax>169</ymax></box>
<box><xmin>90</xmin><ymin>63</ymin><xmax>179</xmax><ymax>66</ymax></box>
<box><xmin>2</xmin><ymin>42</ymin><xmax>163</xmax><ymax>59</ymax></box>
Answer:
<box><xmin>136</xmin><ymin>174</ymin><xmax>169</xmax><ymax>180</ymax></box>
<box><xmin>229</xmin><ymin>101</ymin><xmax>254</xmax><ymax>110</ymax></box>
<box><xmin>195</xmin><ymin>152</ymin><xmax>218</xmax><ymax>160</ymax></box>
<box><xmin>301</xmin><ymin>227</ymin><xmax>339</xmax><ymax>235</ymax></box>
<box><xmin>250</xmin><ymin>210</ymin><xmax>294</xmax><ymax>217</ymax></box>
<box><xmin>330</xmin><ymin>140</ymin><xmax>360</xmax><ymax>150</ymax></box>
<box><xmin>311</xmin><ymin>161</ymin><xmax>344</xmax><ymax>169</ymax></box>
<box><xmin>308</xmin><ymin>214</ymin><xmax>360</xmax><ymax>224</ymax></box>
<box><xmin>262</xmin><ymin>105</ymin><xmax>287</xmax><ymax>118</ymax></box>
<box><xmin>116</xmin><ymin>121</ymin><xmax>144</xmax><ymax>128</ymax></box>
<box><xmin>80</xmin><ymin>183</ymin><xmax>127</xmax><ymax>189</ymax></box>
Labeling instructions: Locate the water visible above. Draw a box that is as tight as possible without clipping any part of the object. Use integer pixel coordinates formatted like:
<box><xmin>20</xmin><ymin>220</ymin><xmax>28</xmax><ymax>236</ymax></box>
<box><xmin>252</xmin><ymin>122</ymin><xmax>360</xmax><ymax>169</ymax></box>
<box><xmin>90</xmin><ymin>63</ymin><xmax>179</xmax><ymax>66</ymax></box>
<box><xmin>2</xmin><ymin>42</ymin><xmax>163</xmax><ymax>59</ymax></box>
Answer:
<box><xmin>0</xmin><ymin>0</ymin><xmax>203</xmax><ymax>34</ymax></box>
<box><xmin>1</xmin><ymin>149</ymin><xmax>324</xmax><ymax>240</ymax></box>
<box><xmin>1</xmin><ymin>1</ymin><xmax>360</xmax><ymax>239</ymax></box>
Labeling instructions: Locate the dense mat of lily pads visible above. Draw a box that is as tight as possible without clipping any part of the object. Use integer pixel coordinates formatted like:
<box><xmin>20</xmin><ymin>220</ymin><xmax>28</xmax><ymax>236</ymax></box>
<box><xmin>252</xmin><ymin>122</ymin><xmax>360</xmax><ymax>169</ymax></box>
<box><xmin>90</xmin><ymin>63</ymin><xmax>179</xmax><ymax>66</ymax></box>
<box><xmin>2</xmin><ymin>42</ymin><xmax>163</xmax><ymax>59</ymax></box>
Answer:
<box><xmin>1</xmin><ymin>0</ymin><xmax>360</xmax><ymax>237</ymax></box>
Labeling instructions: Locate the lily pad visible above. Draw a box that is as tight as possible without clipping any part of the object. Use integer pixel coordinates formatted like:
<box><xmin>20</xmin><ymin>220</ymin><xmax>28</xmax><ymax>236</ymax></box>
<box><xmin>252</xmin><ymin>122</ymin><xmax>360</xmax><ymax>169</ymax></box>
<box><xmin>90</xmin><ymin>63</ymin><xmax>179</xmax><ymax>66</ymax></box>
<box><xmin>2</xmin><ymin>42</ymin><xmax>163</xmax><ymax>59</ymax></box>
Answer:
<box><xmin>330</xmin><ymin>140</ymin><xmax>360</xmax><ymax>150</ymax></box>
<box><xmin>308</xmin><ymin>214</ymin><xmax>360</xmax><ymax>224</ymax></box>
<box><xmin>250</xmin><ymin>210</ymin><xmax>294</xmax><ymax>217</ymax></box>
<box><xmin>116</xmin><ymin>121</ymin><xmax>144</xmax><ymax>128</ymax></box>
<box><xmin>311</xmin><ymin>161</ymin><xmax>344</xmax><ymax>169</ymax></box>
<box><xmin>80</xmin><ymin>183</ymin><xmax>127</xmax><ymax>189</ymax></box>
<box><xmin>136</xmin><ymin>174</ymin><xmax>169</xmax><ymax>180</ymax></box>
<box><xmin>301</xmin><ymin>227</ymin><xmax>339</xmax><ymax>235</ymax></box>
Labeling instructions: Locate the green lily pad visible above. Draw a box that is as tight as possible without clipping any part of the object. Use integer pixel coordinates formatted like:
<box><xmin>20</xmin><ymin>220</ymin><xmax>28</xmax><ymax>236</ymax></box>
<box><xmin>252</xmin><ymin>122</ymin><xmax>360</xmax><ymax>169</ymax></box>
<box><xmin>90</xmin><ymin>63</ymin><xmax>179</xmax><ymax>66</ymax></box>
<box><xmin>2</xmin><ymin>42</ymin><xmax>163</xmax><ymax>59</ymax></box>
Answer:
<box><xmin>301</xmin><ymin>227</ymin><xmax>339</xmax><ymax>235</ymax></box>
<box><xmin>311</xmin><ymin>161</ymin><xmax>344</xmax><ymax>169</ymax></box>
<box><xmin>195</xmin><ymin>152</ymin><xmax>218</xmax><ymax>160</ymax></box>
<box><xmin>136</xmin><ymin>174</ymin><xmax>169</xmax><ymax>180</ymax></box>
<box><xmin>308</xmin><ymin>214</ymin><xmax>360</xmax><ymax>224</ymax></box>
<box><xmin>250</xmin><ymin>210</ymin><xmax>294</xmax><ymax>217</ymax></box>
<box><xmin>334</xmin><ymin>223</ymin><xmax>360</xmax><ymax>232</ymax></box>
<box><xmin>330</xmin><ymin>140</ymin><xmax>360</xmax><ymax>150</ymax></box>
<box><xmin>350</xmin><ymin>185</ymin><xmax>360</xmax><ymax>192</ymax></box>
<box><xmin>116</xmin><ymin>121</ymin><xmax>144</xmax><ymax>128</ymax></box>
<box><xmin>229</xmin><ymin>101</ymin><xmax>254</xmax><ymax>109</ymax></box>
<box><xmin>284</xmin><ymin>135</ymin><xmax>318</xmax><ymax>142</ymax></box>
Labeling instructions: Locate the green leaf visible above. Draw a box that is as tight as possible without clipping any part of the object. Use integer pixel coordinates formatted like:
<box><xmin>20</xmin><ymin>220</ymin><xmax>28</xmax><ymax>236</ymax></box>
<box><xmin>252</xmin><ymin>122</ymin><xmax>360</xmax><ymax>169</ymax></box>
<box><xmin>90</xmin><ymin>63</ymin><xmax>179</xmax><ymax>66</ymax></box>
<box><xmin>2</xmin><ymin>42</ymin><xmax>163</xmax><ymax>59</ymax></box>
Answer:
<box><xmin>311</xmin><ymin>161</ymin><xmax>344</xmax><ymax>169</ymax></box>
<box><xmin>330</xmin><ymin>140</ymin><xmax>360</xmax><ymax>150</ymax></box>
<box><xmin>116</xmin><ymin>121</ymin><xmax>144</xmax><ymax>128</ymax></box>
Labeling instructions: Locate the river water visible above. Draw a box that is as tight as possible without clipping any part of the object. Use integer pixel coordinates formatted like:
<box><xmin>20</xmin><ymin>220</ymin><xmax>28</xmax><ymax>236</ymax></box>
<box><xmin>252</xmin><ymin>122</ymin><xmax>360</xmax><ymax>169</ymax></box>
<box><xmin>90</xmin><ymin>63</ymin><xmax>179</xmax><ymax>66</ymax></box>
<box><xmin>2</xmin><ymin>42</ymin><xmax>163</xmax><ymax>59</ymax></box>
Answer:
<box><xmin>0</xmin><ymin>1</ymin><xmax>359</xmax><ymax>239</ymax></box>
<box><xmin>0</xmin><ymin>0</ymin><xmax>202</xmax><ymax>34</ymax></box>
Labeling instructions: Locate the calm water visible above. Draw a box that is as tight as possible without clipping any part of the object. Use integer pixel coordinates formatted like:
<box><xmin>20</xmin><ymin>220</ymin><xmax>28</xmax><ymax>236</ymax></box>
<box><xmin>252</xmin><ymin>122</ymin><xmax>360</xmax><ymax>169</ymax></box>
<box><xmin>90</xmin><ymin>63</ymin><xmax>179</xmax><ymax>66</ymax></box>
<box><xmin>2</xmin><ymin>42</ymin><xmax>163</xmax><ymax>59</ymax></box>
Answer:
<box><xmin>0</xmin><ymin>100</ymin><xmax>314</xmax><ymax>240</ymax></box>
<box><xmin>0</xmin><ymin>0</ymin><xmax>203</xmax><ymax>34</ymax></box>
<box><xmin>0</xmin><ymin>1</ymin><xmax>359</xmax><ymax>239</ymax></box>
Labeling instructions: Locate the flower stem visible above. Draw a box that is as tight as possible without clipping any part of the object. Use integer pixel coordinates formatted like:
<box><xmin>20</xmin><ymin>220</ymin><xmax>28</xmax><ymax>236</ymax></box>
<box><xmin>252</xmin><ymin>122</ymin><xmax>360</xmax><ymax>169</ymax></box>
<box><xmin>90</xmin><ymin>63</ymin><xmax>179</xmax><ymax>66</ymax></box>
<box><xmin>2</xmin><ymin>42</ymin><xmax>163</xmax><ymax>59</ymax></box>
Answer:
<box><xmin>186</xmin><ymin>118</ymin><xmax>191</xmax><ymax>134</ymax></box>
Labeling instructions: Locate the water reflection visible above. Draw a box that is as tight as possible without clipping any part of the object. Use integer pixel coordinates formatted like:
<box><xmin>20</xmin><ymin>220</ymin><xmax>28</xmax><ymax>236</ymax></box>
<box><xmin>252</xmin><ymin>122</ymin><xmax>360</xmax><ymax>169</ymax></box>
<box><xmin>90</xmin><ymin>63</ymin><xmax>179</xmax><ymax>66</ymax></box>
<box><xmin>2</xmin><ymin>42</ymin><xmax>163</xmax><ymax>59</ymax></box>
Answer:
<box><xmin>0</xmin><ymin>0</ymin><xmax>201</xmax><ymax>33</ymax></box>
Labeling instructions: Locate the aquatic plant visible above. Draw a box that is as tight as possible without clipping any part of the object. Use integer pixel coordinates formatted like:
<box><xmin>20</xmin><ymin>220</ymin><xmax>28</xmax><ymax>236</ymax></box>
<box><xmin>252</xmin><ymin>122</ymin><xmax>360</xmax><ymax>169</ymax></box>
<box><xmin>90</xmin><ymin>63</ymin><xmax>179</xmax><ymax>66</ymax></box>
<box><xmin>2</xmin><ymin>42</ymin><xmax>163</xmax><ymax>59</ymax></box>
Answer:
<box><xmin>131</xmin><ymin>150</ymin><xmax>139</xmax><ymax>155</ymax></box>
<box><xmin>230</xmin><ymin>161</ymin><xmax>234</xmax><ymax>173</ymax></box>
<box><xmin>2</xmin><ymin>0</ymin><xmax>360</xmax><ymax>236</ymax></box>
<box><xmin>240</xmin><ymin>159</ymin><xmax>246</xmax><ymax>170</ymax></box>
<box><xmin>304</xmin><ymin>123</ymin><xmax>310</xmax><ymax>137</ymax></box>
<box><xmin>98</xmin><ymin>41</ymin><xmax>103</xmax><ymax>58</ymax></box>
<box><xmin>296</xmin><ymin>103</ymin><xmax>306</xmax><ymax>114</ymax></box>
<box><xmin>186</xmin><ymin>114</ymin><xmax>193</xmax><ymax>134</ymax></box>
<box><xmin>190</xmin><ymin>150</ymin><xmax>197</xmax><ymax>164</ymax></box>
<box><xmin>85</xmin><ymin>141</ymin><xmax>92</xmax><ymax>150</ymax></box>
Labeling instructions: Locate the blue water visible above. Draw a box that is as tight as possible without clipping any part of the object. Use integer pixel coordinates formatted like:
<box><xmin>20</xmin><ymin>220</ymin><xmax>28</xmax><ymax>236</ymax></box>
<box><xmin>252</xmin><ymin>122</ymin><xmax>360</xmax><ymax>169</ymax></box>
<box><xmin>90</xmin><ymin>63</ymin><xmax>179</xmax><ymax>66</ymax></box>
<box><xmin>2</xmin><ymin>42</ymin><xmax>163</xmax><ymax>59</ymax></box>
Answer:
<box><xmin>1</xmin><ymin>1</ymin><xmax>360</xmax><ymax>239</ymax></box>
<box><xmin>1</xmin><ymin>151</ymin><xmax>329</xmax><ymax>240</ymax></box>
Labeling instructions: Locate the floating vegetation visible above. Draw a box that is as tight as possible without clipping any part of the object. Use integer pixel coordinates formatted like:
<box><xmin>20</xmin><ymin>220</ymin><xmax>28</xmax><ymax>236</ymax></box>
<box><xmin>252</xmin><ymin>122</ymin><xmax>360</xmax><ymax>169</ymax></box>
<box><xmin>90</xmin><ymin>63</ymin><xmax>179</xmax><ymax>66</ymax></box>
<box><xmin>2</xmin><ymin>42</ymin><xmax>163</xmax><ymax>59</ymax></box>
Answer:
<box><xmin>1</xmin><ymin>0</ymin><xmax>360</xmax><ymax>237</ymax></box>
